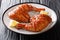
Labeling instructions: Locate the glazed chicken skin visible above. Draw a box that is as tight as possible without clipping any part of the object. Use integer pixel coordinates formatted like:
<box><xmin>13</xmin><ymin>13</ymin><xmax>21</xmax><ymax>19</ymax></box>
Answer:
<box><xmin>16</xmin><ymin>14</ymin><xmax>52</xmax><ymax>32</ymax></box>
<box><xmin>8</xmin><ymin>4</ymin><xmax>45</xmax><ymax>23</ymax></box>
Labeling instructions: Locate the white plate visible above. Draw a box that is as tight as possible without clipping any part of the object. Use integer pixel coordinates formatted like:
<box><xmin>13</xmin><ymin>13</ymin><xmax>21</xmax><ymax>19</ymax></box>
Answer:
<box><xmin>2</xmin><ymin>3</ymin><xmax>57</xmax><ymax>35</ymax></box>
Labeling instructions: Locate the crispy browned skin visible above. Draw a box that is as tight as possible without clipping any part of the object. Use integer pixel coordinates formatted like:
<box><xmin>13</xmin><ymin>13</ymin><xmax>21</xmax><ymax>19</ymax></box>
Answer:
<box><xmin>16</xmin><ymin>14</ymin><xmax>52</xmax><ymax>32</ymax></box>
<box><xmin>8</xmin><ymin>4</ymin><xmax>45</xmax><ymax>23</ymax></box>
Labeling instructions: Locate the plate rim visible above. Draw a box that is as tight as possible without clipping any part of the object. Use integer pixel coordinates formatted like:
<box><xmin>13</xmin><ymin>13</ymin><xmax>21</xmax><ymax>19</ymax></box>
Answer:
<box><xmin>2</xmin><ymin>2</ymin><xmax>57</xmax><ymax>35</ymax></box>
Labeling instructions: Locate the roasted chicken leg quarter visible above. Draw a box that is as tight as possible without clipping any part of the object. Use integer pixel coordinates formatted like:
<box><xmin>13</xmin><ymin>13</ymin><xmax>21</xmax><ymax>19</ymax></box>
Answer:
<box><xmin>8</xmin><ymin>4</ymin><xmax>45</xmax><ymax>23</ymax></box>
<box><xmin>16</xmin><ymin>14</ymin><xmax>52</xmax><ymax>32</ymax></box>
